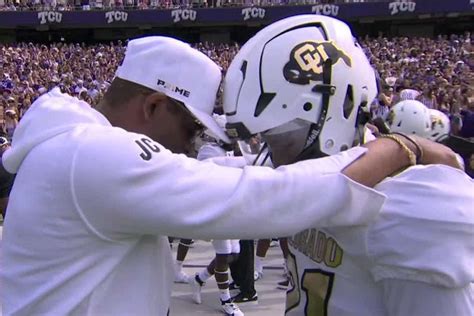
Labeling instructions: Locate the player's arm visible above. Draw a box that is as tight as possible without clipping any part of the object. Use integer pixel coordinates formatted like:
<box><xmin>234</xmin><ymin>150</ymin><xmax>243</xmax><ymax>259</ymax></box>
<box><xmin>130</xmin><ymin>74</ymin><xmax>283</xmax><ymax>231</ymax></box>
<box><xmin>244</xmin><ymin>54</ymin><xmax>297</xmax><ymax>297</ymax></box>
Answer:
<box><xmin>343</xmin><ymin>135</ymin><xmax>461</xmax><ymax>188</ymax></box>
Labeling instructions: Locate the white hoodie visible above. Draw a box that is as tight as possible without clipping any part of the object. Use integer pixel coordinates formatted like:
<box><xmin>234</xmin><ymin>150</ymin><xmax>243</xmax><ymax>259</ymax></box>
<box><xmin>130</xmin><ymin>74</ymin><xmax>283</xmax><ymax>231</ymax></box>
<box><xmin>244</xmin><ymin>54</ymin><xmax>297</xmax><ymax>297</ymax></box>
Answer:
<box><xmin>1</xmin><ymin>89</ymin><xmax>385</xmax><ymax>315</ymax></box>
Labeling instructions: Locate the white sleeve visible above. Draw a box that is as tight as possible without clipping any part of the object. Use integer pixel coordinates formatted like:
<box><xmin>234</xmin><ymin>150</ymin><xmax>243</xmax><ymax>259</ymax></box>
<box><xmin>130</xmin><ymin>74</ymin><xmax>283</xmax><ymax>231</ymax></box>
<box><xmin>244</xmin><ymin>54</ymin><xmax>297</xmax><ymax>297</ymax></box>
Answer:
<box><xmin>364</xmin><ymin>127</ymin><xmax>376</xmax><ymax>142</ymax></box>
<box><xmin>207</xmin><ymin>156</ymin><xmax>248</xmax><ymax>168</ymax></box>
<box><xmin>455</xmin><ymin>153</ymin><xmax>465</xmax><ymax>170</ymax></box>
<box><xmin>368</xmin><ymin>165</ymin><xmax>474</xmax><ymax>288</ymax></box>
<box><xmin>199</xmin><ymin>143</ymin><xmax>269</xmax><ymax>168</ymax></box>
<box><xmin>381</xmin><ymin>279</ymin><xmax>474</xmax><ymax>316</ymax></box>
<box><xmin>197</xmin><ymin>144</ymin><xmax>248</xmax><ymax>167</ymax></box>
<box><xmin>71</xmin><ymin>127</ymin><xmax>385</xmax><ymax>241</ymax></box>
<box><xmin>196</xmin><ymin>143</ymin><xmax>226</xmax><ymax>161</ymax></box>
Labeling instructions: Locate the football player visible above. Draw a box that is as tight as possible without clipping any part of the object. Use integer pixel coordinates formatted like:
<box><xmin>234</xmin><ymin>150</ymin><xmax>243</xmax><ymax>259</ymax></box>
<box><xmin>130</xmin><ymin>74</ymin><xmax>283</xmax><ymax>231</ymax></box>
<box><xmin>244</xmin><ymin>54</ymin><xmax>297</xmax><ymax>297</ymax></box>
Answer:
<box><xmin>189</xmin><ymin>117</ymin><xmax>244</xmax><ymax>316</ymax></box>
<box><xmin>223</xmin><ymin>15</ymin><xmax>473</xmax><ymax>315</ymax></box>
<box><xmin>387</xmin><ymin>101</ymin><xmax>466</xmax><ymax>169</ymax></box>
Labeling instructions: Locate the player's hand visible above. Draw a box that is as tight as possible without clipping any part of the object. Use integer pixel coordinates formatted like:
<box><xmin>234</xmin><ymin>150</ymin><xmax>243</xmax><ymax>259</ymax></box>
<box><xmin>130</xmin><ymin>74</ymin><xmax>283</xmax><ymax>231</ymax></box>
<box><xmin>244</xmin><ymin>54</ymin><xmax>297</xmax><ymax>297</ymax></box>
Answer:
<box><xmin>411</xmin><ymin>135</ymin><xmax>463</xmax><ymax>170</ymax></box>
<box><xmin>365</xmin><ymin>123</ymin><xmax>380</xmax><ymax>135</ymax></box>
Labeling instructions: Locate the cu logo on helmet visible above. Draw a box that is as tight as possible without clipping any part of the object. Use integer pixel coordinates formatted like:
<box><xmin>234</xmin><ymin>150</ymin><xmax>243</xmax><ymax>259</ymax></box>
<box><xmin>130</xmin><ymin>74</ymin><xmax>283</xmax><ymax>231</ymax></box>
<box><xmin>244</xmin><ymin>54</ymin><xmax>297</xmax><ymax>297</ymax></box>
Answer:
<box><xmin>431</xmin><ymin>116</ymin><xmax>444</xmax><ymax>129</ymax></box>
<box><xmin>283</xmin><ymin>41</ymin><xmax>351</xmax><ymax>85</ymax></box>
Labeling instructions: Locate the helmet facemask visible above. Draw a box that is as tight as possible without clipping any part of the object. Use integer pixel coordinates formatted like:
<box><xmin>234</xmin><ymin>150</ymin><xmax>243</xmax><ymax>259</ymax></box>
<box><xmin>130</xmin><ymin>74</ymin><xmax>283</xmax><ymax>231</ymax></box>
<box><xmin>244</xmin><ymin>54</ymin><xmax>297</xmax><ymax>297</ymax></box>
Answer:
<box><xmin>261</xmin><ymin>119</ymin><xmax>312</xmax><ymax>166</ymax></box>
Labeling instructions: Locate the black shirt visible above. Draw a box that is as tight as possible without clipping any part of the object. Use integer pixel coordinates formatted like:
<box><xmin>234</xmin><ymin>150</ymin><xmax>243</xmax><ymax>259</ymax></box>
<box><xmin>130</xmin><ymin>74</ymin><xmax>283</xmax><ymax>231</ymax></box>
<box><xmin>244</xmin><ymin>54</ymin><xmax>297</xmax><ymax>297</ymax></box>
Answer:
<box><xmin>0</xmin><ymin>158</ymin><xmax>15</xmax><ymax>198</ymax></box>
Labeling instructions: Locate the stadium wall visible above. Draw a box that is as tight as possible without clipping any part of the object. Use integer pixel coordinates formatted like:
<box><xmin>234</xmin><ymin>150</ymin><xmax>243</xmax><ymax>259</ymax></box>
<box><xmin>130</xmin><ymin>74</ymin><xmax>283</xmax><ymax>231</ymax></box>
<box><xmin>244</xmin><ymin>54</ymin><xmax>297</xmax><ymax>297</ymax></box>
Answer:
<box><xmin>0</xmin><ymin>0</ymin><xmax>472</xmax><ymax>43</ymax></box>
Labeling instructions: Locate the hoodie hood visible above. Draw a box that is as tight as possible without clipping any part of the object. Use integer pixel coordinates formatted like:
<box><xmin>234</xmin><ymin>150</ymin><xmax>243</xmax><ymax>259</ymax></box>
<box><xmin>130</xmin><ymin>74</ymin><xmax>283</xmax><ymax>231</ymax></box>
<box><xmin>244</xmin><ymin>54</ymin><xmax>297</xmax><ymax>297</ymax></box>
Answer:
<box><xmin>3</xmin><ymin>88</ymin><xmax>110</xmax><ymax>174</ymax></box>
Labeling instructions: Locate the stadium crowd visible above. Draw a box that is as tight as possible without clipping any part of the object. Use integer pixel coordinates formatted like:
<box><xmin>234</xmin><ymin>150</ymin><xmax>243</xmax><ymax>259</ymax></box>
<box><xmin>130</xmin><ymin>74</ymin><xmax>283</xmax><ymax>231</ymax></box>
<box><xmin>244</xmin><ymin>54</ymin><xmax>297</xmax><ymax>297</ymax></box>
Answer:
<box><xmin>1</xmin><ymin>32</ymin><xmax>473</xmax><ymax>141</ymax></box>
<box><xmin>0</xmin><ymin>0</ymin><xmax>372</xmax><ymax>11</ymax></box>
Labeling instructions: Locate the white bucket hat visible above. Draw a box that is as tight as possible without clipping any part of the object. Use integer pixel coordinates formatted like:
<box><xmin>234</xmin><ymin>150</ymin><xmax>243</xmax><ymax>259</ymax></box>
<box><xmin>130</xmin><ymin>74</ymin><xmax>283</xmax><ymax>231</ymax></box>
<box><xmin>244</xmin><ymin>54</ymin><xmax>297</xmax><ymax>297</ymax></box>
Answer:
<box><xmin>116</xmin><ymin>36</ymin><xmax>229</xmax><ymax>143</ymax></box>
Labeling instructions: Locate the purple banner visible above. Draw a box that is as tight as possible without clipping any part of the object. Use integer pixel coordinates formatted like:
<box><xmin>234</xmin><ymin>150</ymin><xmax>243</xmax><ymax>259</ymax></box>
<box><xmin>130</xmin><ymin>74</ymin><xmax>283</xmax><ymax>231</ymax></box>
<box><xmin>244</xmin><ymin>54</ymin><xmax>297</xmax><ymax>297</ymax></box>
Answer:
<box><xmin>0</xmin><ymin>0</ymin><xmax>472</xmax><ymax>28</ymax></box>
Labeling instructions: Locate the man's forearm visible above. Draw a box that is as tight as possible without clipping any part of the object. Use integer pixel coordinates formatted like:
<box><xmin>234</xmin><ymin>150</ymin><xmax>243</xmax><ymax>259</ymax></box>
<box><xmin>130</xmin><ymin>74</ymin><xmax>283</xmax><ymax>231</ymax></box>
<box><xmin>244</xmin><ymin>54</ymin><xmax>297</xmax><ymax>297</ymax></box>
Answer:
<box><xmin>342</xmin><ymin>135</ymin><xmax>461</xmax><ymax>188</ymax></box>
<box><xmin>342</xmin><ymin>138</ymin><xmax>411</xmax><ymax>188</ymax></box>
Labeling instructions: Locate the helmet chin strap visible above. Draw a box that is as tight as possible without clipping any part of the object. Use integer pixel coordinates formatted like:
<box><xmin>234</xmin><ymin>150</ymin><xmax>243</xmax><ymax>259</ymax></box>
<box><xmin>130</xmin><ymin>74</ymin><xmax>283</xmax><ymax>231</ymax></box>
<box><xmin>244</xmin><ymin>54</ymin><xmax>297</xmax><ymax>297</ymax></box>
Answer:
<box><xmin>294</xmin><ymin>58</ymin><xmax>335</xmax><ymax>162</ymax></box>
<box><xmin>353</xmin><ymin>105</ymin><xmax>372</xmax><ymax>147</ymax></box>
<box><xmin>292</xmin><ymin>59</ymin><xmax>374</xmax><ymax>163</ymax></box>
<box><xmin>251</xmin><ymin>142</ymin><xmax>270</xmax><ymax>166</ymax></box>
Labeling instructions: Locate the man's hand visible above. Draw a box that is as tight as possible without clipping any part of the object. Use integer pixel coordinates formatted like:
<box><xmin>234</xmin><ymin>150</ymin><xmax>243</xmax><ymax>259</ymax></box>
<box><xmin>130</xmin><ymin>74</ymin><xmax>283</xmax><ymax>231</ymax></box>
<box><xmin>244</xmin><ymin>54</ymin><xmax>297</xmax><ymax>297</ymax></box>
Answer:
<box><xmin>411</xmin><ymin>136</ymin><xmax>463</xmax><ymax>170</ymax></box>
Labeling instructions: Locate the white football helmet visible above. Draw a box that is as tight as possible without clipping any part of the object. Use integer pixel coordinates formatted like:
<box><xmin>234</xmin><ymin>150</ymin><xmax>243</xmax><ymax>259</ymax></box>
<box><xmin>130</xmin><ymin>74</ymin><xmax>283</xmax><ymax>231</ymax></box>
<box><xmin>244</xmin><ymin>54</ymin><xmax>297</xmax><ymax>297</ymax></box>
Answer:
<box><xmin>387</xmin><ymin>100</ymin><xmax>431</xmax><ymax>137</ymax></box>
<box><xmin>223</xmin><ymin>15</ymin><xmax>377</xmax><ymax>157</ymax></box>
<box><xmin>428</xmin><ymin>109</ymin><xmax>450</xmax><ymax>142</ymax></box>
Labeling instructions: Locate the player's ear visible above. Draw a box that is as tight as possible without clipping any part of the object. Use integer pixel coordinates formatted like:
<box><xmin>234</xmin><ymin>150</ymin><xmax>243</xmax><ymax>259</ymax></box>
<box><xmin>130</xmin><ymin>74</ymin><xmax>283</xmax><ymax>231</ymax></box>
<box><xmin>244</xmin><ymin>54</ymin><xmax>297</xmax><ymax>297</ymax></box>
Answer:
<box><xmin>143</xmin><ymin>92</ymin><xmax>168</xmax><ymax>122</ymax></box>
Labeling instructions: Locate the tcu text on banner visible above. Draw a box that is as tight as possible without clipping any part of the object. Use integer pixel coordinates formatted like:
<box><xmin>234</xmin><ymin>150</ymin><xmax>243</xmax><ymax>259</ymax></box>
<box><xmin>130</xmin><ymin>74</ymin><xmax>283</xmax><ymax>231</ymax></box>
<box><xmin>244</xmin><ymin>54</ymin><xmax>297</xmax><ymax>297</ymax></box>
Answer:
<box><xmin>105</xmin><ymin>11</ymin><xmax>128</xmax><ymax>24</ymax></box>
<box><xmin>38</xmin><ymin>11</ymin><xmax>62</xmax><ymax>24</ymax></box>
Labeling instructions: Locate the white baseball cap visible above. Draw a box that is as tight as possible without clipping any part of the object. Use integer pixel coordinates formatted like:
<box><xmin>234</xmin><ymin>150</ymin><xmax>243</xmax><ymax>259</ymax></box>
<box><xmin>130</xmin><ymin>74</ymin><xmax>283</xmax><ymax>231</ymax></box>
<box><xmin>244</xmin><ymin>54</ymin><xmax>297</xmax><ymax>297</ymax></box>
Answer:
<box><xmin>116</xmin><ymin>36</ymin><xmax>230</xmax><ymax>143</ymax></box>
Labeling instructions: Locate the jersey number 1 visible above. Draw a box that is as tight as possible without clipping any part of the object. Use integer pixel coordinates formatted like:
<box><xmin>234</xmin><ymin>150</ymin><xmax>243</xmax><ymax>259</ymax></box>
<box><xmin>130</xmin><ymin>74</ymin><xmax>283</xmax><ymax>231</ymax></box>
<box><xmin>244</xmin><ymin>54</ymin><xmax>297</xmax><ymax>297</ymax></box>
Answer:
<box><xmin>285</xmin><ymin>253</ymin><xmax>335</xmax><ymax>316</ymax></box>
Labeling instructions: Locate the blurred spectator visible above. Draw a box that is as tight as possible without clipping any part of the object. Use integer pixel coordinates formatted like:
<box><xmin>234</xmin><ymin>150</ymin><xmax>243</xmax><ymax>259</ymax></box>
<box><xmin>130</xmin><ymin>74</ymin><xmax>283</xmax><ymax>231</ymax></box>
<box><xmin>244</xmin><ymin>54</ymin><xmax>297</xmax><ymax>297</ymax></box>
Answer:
<box><xmin>372</xmin><ymin>84</ymin><xmax>393</xmax><ymax>121</ymax></box>
<box><xmin>458</xmin><ymin>101</ymin><xmax>474</xmax><ymax>139</ymax></box>
<box><xmin>418</xmin><ymin>86</ymin><xmax>437</xmax><ymax>109</ymax></box>
<box><xmin>81</xmin><ymin>0</ymin><xmax>90</xmax><ymax>10</ymax></box>
<box><xmin>3</xmin><ymin>108</ymin><xmax>18</xmax><ymax>141</ymax></box>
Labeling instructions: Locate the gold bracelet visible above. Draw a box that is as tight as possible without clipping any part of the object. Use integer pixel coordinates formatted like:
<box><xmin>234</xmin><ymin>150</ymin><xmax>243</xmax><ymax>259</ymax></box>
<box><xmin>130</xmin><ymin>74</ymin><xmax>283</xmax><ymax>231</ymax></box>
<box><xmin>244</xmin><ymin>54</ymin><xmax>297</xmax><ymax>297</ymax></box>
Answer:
<box><xmin>392</xmin><ymin>132</ymin><xmax>424</xmax><ymax>164</ymax></box>
<box><xmin>379</xmin><ymin>134</ymin><xmax>417</xmax><ymax>166</ymax></box>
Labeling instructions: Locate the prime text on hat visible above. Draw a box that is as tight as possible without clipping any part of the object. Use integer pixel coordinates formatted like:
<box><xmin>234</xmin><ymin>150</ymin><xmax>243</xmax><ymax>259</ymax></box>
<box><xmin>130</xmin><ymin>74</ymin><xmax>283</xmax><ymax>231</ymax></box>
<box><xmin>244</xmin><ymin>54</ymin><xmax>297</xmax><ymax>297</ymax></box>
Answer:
<box><xmin>157</xmin><ymin>79</ymin><xmax>190</xmax><ymax>98</ymax></box>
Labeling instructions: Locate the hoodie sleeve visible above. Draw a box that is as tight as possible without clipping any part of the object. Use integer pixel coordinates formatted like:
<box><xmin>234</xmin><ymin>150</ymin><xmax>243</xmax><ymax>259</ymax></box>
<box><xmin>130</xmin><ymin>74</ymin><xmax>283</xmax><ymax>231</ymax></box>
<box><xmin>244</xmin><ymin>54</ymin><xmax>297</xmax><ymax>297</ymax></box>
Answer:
<box><xmin>70</xmin><ymin>126</ymin><xmax>386</xmax><ymax>241</ymax></box>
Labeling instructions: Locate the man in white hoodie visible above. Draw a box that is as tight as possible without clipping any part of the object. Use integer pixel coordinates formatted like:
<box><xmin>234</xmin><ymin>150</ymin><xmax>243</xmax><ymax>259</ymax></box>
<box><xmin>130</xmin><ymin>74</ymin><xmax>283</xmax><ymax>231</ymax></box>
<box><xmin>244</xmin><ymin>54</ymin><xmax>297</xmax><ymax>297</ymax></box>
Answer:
<box><xmin>0</xmin><ymin>36</ymin><xmax>461</xmax><ymax>315</ymax></box>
